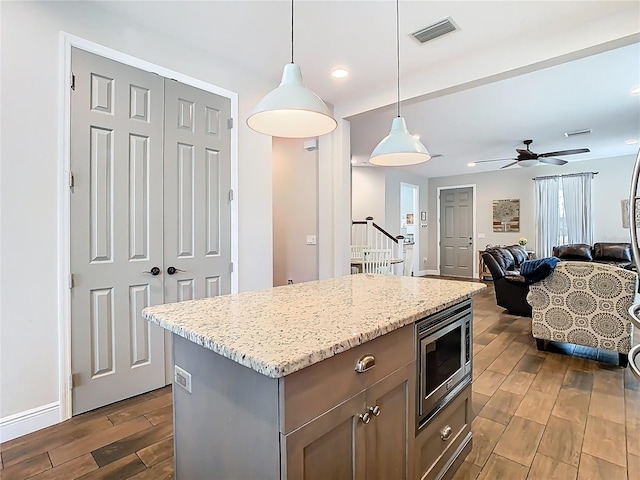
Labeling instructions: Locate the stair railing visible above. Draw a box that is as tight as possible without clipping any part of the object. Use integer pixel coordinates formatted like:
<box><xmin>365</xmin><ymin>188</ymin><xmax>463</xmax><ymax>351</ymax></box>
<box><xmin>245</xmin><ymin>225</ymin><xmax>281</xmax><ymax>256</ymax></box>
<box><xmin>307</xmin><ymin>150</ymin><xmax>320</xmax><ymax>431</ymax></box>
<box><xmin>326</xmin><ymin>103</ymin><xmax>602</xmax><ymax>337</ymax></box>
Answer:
<box><xmin>352</xmin><ymin>217</ymin><xmax>405</xmax><ymax>275</ymax></box>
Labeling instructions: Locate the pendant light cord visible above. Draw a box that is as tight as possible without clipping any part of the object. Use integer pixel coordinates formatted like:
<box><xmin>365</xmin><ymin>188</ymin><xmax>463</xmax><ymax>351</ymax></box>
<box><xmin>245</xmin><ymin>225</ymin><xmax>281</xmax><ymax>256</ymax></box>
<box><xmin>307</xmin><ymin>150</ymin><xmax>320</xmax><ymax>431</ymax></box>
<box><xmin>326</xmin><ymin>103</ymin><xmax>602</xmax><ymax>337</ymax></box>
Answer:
<box><xmin>291</xmin><ymin>0</ymin><xmax>294</xmax><ymax>63</ymax></box>
<box><xmin>396</xmin><ymin>0</ymin><xmax>401</xmax><ymax>118</ymax></box>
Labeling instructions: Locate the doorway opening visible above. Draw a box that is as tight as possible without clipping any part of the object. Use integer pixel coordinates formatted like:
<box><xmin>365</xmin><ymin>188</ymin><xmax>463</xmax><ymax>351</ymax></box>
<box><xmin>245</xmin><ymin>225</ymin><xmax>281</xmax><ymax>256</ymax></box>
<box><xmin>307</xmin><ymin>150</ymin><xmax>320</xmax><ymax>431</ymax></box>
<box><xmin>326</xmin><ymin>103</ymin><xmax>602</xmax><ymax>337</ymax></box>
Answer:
<box><xmin>400</xmin><ymin>183</ymin><xmax>419</xmax><ymax>276</ymax></box>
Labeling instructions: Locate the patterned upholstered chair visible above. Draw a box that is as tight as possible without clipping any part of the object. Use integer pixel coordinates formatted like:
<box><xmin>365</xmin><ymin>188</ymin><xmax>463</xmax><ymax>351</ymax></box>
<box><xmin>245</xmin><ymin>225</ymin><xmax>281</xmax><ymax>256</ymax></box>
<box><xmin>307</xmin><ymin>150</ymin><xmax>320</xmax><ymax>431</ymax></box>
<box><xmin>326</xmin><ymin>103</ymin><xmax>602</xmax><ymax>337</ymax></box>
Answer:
<box><xmin>527</xmin><ymin>261</ymin><xmax>637</xmax><ymax>367</ymax></box>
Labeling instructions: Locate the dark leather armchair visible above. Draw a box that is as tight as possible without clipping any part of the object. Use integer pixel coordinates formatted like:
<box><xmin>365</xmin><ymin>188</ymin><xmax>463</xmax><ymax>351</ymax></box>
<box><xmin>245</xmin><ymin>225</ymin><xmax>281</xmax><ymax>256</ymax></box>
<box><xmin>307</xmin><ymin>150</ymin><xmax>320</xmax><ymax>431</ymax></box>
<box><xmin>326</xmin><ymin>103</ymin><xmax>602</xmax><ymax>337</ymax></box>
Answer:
<box><xmin>482</xmin><ymin>245</ymin><xmax>532</xmax><ymax>317</ymax></box>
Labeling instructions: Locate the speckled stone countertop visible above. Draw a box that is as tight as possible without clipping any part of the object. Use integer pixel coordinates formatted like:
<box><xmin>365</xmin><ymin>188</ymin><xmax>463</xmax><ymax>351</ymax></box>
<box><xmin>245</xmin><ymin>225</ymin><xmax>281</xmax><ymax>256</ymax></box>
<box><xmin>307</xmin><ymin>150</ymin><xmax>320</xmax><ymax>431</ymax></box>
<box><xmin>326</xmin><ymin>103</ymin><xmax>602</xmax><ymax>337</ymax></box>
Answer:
<box><xmin>142</xmin><ymin>274</ymin><xmax>485</xmax><ymax>378</ymax></box>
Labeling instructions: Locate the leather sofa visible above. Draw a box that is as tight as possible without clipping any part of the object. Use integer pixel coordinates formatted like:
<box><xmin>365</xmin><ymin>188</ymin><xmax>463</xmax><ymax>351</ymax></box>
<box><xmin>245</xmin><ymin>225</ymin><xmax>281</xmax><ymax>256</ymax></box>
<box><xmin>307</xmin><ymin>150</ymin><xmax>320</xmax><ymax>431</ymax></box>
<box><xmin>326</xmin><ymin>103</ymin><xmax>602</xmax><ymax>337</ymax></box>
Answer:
<box><xmin>553</xmin><ymin>242</ymin><xmax>634</xmax><ymax>269</ymax></box>
<box><xmin>481</xmin><ymin>245</ymin><xmax>532</xmax><ymax>317</ymax></box>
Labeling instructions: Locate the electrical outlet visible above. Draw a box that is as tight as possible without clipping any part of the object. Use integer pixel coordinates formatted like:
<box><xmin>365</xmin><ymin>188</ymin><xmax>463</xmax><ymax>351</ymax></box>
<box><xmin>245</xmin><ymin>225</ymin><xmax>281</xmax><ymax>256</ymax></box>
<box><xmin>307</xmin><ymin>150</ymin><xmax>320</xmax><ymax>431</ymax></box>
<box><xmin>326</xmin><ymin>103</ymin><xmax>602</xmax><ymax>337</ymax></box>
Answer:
<box><xmin>174</xmin><ymin>365</ymin><xmax>192</xmax><ymax>393</ymax></box>
<box><xmin>287</xmin><ymin>279</ymin><xmax>293</xmax><ymax>284</ymax></box>
<box><xmin>306</xmin><ymin>235</ymin><xmax>317</xmax><ymax>245</ymax></box>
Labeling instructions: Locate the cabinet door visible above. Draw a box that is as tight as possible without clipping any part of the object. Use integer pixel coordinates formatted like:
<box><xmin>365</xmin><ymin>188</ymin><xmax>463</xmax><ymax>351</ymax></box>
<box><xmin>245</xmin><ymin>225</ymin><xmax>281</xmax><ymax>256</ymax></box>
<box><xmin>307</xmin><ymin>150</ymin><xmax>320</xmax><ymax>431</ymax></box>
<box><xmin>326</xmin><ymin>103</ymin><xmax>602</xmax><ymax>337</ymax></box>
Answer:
<box><xmin>283</xmin><ymin>391</ymin><xmax>367</xmax><ymax>480</ymax></box>
<box><xmin>365</xmin><ymin>362</ymin><xmax>414</xmax><ymax>480</ymax></box>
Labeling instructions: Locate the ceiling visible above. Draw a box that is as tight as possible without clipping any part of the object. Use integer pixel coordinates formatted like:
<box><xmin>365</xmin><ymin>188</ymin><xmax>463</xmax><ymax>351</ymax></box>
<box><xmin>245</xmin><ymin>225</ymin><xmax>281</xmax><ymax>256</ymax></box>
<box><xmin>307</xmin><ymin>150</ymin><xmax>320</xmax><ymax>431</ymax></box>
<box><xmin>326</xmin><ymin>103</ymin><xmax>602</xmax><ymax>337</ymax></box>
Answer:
<box><xmin>93</xmin><ymin>1</ymin><xmax>640</xmax><ymax>177</ymax></box>
<box><xmin>350</xmin><ymin>41</ymin><xmax>640</xmax><ymax>178</ymax></box>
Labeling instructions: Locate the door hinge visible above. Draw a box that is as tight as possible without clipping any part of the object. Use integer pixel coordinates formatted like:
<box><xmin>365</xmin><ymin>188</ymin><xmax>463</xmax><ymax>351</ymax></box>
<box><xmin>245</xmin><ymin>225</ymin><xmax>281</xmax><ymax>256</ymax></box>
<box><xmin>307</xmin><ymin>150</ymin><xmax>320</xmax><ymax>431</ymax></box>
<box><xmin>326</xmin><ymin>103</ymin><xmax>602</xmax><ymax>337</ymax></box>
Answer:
<box><xmin>229</xmin><ymin>189</ymin><xmax>234</xmax><ymax>201</ymax></box>
<box><xmin>70</xmin><ymin>373</ymin><xmax>78</xmax><ymax>389</ymax></box>
<box><xmin>69</xmin><ymin>274</ymin><xmax>75</xmax><ymax>289</ymax></box>
<box><xmin>230</xmin><ymin>262</ymin><xmax>234</xmax><ymax>273</ymax></box>
<box><xmin>69</xmin><ymin>171</ymin><xmax>75</xmax><ymax>189</ymax></box>
<box><xmin>227</xmin><ymin>118</ymin><xmax>234</xmax><ymax>129</ymax></box>
<box><xmin>71</xmin><ymin>73</ymin><xmax>76</xmax><ymax>91</ymax></box>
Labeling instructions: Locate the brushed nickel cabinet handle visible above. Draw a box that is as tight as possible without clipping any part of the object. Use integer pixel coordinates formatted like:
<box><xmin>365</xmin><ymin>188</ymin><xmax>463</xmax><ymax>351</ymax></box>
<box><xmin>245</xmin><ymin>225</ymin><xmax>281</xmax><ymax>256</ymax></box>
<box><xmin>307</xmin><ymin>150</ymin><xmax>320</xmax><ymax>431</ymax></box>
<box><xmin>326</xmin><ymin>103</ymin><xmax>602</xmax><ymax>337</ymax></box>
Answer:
<box><xmin>355</xmin><ymin>355</ymin><xmax>375</xmax><ymax>373</ymax></box>
<box><xmin>440</xmin><ymin>425</ymin><xmax>453</xmax><ymax>441</ymax></box>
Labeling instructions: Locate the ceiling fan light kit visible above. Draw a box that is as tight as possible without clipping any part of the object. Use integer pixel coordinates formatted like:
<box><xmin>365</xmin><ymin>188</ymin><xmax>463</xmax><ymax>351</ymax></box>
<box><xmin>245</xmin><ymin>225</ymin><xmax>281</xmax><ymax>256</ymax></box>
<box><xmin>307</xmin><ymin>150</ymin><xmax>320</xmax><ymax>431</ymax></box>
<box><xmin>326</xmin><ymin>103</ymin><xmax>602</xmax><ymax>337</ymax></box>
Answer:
<box><xmin>247</xmin><ymin>0</ymin><xmax>337</xmax><ymax>138</ymax></box>
<box><xmin>370</xmin><ymin>0</ymin><xmax>431</xmax><ymax>167</ymax></box>
<box><xmin>475</xmin><ymin>139</ymin><xmax>590</xmax><ymax>169</ymax></box>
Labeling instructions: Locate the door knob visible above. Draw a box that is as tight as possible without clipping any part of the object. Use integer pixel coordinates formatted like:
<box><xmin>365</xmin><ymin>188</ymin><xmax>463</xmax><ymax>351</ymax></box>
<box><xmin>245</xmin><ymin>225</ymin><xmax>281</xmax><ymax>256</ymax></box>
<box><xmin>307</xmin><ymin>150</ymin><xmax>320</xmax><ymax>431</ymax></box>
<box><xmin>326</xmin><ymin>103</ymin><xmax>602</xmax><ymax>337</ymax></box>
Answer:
<box><xmin>167</xmin><ymin>266</ymin><xmax>186</xmax><ymax>275</ymax></box>
<box><xmin>142</xmin><ymin>267</ymin><xmax>161</xmax><ymax>276</ymax></box>
<box><xmin>368</xmin><ymin>405</ymin><xmax>381</xmax><ymax>417</ymax></box>
<box><xmin>359</xmin><ymin>412</ymin><xmax>371</xmax><ymax>424</ymax></box>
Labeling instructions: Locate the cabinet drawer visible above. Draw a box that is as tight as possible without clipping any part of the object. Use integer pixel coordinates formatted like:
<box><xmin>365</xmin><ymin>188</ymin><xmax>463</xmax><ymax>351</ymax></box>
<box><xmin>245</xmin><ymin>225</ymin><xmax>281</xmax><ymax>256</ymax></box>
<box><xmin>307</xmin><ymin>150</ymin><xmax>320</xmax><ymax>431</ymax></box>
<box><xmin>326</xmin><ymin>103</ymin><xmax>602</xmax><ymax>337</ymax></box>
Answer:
<box><xmin>415</xmin><ymin>385</ymin><xmax>471</xmax><ymax>480</ymax></box>
<box><xmin>280</xmin><ymin>324</ymin><xmax>414</xmax><ymax>434</ymax></box>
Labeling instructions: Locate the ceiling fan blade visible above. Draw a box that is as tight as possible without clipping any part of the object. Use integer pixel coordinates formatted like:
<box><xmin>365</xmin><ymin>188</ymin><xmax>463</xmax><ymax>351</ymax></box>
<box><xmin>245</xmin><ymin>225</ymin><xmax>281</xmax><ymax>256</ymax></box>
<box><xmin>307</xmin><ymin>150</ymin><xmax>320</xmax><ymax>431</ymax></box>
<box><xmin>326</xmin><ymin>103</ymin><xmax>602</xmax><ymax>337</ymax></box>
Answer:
<box><xmin>500</xmin><ymin>161</ymin><xmax>518</xmax><ymax>169</ymax></box>
<box><xmin>474</xmin><ymin>158</ymin><xmax>516</xmax><ymax>164</ymax></box>
<box><xmin>515</xmin><ymin>148</ymin><xmax>531</xmax><ymax>155</ymax></box>
<box><xmin>539</xmin><ymin>148</ymin><xmax>590</xmax><ymax>157</ymax></box>
<box><xmin>539</xmin><ymin>157</ymin><xmax>568</xmax><ymax>166</ymax></box>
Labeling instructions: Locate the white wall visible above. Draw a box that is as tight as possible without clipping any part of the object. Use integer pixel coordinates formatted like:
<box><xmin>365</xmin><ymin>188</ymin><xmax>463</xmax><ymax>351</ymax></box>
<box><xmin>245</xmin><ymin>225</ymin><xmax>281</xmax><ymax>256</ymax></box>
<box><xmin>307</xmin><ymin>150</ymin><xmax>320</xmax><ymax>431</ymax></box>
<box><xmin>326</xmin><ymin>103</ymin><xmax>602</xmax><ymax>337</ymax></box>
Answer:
<box><xmin>272</xmin><ymin>138</ymin><xmax>319</xmax><ymax>286</ymax></box>
<box><xmin>351</xmin><ymin>167</ymin><xmax>386</xmax><ymax>224</ymax></box>
<box><xmin>426</xmin><ymin>155</ymin><xmax>635</xmax><ymax>271</ymax></box>
<box><xmin>0</xmin><ymin>1</ymin><xmax>274</xmax><ymax>423</ymax></box>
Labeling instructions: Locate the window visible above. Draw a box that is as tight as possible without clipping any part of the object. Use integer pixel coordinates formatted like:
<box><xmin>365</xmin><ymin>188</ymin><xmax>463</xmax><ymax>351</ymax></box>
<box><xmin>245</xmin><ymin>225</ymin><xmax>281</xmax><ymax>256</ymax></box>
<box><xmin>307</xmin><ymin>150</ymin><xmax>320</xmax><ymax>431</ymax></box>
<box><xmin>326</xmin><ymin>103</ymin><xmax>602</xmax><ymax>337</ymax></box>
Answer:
<box><xmin>535</xmin><ymin>173</ymin><xmax>594</xmax><ymax>257</ymax></box>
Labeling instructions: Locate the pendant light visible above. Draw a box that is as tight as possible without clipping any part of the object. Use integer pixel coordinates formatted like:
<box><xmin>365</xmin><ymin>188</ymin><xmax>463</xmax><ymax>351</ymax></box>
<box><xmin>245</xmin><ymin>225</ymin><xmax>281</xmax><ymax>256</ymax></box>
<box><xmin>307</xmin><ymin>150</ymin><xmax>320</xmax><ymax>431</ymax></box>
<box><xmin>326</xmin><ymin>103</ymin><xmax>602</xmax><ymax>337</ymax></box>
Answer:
<box><xmin>370</xmin><ymin>0</ymin><xmax>431</xmax><ymax>166</ymax></box>
<box><xmin>247</xmin><ymin>0</ymin><xmax>337</xmax><ymax>138</ymax></box>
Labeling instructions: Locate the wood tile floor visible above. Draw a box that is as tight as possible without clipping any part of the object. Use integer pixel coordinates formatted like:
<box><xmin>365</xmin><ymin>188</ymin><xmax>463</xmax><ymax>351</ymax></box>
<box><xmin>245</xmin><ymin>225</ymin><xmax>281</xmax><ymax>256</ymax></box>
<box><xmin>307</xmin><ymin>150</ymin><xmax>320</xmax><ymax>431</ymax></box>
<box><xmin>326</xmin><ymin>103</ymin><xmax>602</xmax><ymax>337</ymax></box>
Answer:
<box><xmin>1</xmin><ymin>280</ymin><xmax>638</xmax><ymax>479</ymax></box>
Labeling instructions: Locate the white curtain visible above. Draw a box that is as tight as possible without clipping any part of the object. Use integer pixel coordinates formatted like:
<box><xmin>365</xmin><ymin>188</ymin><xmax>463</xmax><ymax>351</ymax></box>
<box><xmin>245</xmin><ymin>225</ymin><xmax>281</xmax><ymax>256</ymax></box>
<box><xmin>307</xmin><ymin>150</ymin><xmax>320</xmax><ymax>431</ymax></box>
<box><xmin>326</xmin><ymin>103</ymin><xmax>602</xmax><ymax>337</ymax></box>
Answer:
<box><xmin>535</xmin><ymin>176</ymin><xmax>560</xmax><ymax>258</ymax></box>
<box><xmin>561</xmin><ymin>173</ymin><xmax>594</xmax><ymax>245</ymax></box>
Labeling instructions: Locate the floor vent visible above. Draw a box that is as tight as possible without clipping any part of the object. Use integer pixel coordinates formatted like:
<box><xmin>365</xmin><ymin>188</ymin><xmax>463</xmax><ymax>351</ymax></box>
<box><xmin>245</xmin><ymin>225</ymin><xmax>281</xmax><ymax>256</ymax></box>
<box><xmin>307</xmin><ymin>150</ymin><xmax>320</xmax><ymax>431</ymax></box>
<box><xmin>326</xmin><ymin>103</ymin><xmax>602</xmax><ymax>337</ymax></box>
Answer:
<box><xmin>411</xmin><ymin>17</ymin><xmax>457</xmax><ymax>44</ymax></box>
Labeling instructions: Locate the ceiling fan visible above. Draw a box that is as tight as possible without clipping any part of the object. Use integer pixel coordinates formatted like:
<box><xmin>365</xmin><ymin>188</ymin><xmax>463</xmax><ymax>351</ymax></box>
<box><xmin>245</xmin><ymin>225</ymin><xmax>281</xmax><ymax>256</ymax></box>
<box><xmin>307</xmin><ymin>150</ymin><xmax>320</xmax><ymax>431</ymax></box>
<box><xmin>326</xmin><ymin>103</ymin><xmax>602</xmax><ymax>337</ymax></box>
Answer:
<box><xmin>475</xmin><ymin>139</ymin><xmax>590</xmax><ymax>169</ymax></box>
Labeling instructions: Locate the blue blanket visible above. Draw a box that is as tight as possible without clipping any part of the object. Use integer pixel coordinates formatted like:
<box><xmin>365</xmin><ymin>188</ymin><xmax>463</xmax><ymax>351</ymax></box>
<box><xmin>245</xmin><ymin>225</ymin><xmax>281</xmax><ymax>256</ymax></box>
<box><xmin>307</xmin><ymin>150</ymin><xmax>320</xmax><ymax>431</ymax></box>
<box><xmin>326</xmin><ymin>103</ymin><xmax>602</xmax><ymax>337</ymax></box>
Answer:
<box><xmin>520</xmin><ymin>257</ymin><xmax>561</xmax><ymax>284</ymax></box>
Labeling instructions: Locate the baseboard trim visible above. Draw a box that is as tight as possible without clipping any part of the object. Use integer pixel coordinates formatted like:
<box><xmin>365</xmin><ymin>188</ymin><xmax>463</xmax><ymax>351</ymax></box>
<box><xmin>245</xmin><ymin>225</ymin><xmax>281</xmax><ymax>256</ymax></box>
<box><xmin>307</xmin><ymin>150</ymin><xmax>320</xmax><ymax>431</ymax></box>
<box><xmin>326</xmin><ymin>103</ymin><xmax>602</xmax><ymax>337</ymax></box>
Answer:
<box><xmin>0</xmin><ymin>402</ymin><xmax>60</xmax><ymax>442</ymax></box>
<box><xmin>422</xmin><ymin>269</ymin><xmax>440</xmax><ymax>276</ymax></box>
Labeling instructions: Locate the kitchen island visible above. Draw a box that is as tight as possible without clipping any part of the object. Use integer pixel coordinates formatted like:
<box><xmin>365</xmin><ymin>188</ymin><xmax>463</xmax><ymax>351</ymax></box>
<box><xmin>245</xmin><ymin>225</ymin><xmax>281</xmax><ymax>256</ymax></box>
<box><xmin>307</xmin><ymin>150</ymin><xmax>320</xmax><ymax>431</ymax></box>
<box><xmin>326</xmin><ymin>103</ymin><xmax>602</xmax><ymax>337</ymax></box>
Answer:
<box><xmin>143</xmin><ymin>274</ymin><xmax>485</xmax><ymax>479</ymax></box>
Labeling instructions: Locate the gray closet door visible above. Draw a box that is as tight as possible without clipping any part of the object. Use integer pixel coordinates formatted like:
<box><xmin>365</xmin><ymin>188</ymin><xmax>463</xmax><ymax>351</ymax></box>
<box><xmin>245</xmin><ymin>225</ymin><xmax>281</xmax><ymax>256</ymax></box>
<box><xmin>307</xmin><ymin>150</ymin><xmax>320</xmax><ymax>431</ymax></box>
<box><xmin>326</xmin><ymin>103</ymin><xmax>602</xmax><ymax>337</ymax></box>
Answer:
<box><xmin>162</xmin><ymin>79</ymin><xmax>232</xmax><ymax>302</ymax></box>
<box><xmin>439</xmin><ymin>187</ymin><xmax>474</xmax><ymax>278</ymax></box>
<box><xmin>70</xmin><ymin>48</ymin><xmax>165</xmax><ymax>414</ymax></box>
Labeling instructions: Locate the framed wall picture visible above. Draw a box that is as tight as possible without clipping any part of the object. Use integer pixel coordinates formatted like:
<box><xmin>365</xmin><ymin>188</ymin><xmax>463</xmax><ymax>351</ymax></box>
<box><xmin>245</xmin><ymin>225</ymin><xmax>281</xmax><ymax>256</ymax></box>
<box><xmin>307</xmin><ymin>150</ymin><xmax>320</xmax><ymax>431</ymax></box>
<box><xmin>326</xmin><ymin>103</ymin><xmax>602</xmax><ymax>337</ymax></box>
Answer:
<box><xmin>406</xmin><ymin>213</ymin><xmax>414</xmax><ymax>225</ymax></box>
<box><xmin>492</xmin><ymin>199</ymin><xmax>520</xmax><ymax>232</ymax></box>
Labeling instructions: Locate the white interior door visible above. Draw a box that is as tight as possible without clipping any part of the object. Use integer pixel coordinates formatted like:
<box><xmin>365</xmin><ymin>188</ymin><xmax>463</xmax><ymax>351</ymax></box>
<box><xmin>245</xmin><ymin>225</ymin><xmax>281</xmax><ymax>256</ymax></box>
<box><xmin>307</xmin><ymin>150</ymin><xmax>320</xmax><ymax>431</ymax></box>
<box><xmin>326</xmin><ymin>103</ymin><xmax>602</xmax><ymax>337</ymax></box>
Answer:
<box><xmin>439</xmin><ymin>187</ymin><xmax>474</xmax><ymax>277</ymax></box>
<box><xmin>70</xmin><ymin>48</ymin><xmax>165</xmax><ymax>414</ymax></box>
<box><xmin>162</xmin><ymin>79</ymin><xmax>232</xmax><ymax>303</ymax></box>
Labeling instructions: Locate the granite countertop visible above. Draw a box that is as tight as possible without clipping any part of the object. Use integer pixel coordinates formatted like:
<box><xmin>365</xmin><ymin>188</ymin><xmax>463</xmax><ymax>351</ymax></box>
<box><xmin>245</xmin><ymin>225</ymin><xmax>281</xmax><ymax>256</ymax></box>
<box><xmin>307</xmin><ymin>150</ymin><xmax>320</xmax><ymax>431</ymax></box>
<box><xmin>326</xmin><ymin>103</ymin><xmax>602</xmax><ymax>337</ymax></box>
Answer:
<box><xmin>142</xmin><ymin>274</ymin><xmax>485</xmax><ymax>378</ymax></box>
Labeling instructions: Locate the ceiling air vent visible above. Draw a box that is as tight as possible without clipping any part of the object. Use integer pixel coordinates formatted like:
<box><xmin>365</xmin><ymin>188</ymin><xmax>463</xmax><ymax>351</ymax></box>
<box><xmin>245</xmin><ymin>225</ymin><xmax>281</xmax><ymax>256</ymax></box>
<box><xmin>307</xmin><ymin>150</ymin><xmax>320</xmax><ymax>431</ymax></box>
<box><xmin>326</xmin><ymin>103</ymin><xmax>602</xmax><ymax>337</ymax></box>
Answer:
<box><xmin>410</xmin><ymin>17</ymin><xmax>457</xmax><ymax>44</ymax></box>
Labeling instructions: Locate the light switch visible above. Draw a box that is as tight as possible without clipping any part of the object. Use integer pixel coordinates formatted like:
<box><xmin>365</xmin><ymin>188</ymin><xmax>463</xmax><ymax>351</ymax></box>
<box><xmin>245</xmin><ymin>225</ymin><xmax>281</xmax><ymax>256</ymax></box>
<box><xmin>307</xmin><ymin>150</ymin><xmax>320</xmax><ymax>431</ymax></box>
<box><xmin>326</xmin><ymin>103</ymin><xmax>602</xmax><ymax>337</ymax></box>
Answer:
<box><xmin>306</xmin><ymin>235</ymin><xmax>317</xmax><ymax>245</ymax></box>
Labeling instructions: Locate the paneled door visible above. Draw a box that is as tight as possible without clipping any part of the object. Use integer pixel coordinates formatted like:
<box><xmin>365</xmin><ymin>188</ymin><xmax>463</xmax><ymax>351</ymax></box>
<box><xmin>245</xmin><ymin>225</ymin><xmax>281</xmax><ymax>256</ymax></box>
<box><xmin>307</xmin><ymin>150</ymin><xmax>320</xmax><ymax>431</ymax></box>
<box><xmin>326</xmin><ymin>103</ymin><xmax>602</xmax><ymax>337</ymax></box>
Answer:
<box><xmin>70</xmin><ymin>51</ymin><xmax>233</xmax><ymax>415</ymax></box>
<box><xmin>439</xmin><ymin>187</ymin><xmax>474</xmax><ymax>278</ymax></box>
<box><xmin>70</xmin><ymin>48</ymin><xmax>165</xmax><ymax>414</ymax></box>
<box><xmin>162</xmin><ymin>79</ymin><xmax>232</xmax><ymax>303</ymax></box>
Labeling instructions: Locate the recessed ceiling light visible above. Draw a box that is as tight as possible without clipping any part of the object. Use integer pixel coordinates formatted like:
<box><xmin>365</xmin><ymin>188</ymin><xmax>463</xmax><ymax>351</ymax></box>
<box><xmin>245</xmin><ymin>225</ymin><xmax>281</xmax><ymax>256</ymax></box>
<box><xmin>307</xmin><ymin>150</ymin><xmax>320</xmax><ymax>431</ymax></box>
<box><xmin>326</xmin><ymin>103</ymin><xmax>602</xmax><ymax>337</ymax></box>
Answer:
<box><xmin>626</xmin><ymin>139</ymin><xmax>639</xmax><ymax>145</ymax></box>
<box><xmin>467</xmin><ymin>162</ymin><xmax>477</xmax><ymax>167</ymax></box>
<box><xmin>632</xmin><ymin>86</ymin><xmax>640</xmax><ymax>95</ymax></box>
<box><xmin>331</xmin><ymin>68</ymin><xmax>349</xmax><ymax>79</ymax></box>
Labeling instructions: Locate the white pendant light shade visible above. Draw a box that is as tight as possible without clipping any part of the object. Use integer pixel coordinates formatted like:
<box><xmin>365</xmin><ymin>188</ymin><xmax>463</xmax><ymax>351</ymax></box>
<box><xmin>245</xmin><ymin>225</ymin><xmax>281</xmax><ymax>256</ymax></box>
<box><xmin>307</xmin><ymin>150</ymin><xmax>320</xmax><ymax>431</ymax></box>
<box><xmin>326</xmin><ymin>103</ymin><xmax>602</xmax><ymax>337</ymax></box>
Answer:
<box><xmin>369</xmin><ymin>117</ymin><xmax>431</xmax><ymax>166</ymax></box>
<box><xmin>247</xmin><ymin>63</ymin><xmax>337</xmax><ymax>138</ymax></box>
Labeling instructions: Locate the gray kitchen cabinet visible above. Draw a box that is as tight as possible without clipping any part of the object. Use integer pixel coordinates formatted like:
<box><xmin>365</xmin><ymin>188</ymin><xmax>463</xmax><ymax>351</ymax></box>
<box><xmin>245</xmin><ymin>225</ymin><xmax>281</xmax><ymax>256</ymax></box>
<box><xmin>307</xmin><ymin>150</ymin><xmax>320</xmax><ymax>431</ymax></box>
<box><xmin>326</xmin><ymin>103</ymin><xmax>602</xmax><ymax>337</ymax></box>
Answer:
<box><xmin>283</xmin><ymin>361</ymin><xmax>415</xmax><ymax>480</ymax></box>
